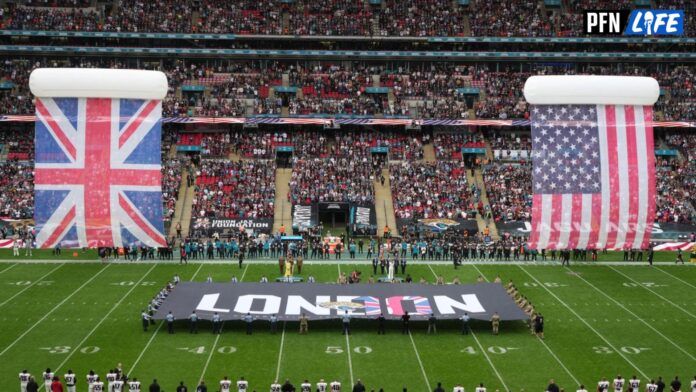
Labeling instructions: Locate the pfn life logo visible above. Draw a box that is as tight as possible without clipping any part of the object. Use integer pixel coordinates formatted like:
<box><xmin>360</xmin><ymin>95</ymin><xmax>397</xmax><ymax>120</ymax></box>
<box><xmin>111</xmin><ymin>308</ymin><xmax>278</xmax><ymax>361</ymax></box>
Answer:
<box><xmin>584</xmin><ymin>10</ymin><xmax>684</xmax><ymax>36</ymax></box>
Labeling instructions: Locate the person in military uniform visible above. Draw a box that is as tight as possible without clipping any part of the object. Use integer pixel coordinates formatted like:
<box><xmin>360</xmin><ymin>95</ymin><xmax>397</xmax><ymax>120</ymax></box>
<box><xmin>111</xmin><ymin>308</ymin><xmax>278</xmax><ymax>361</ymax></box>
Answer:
<box><xmin>491</xmin><ymin>312</ymin><xmax>501</xmax><ymax>335</ymax></box>
<box><xmin>299</xmin><ymin>313</ymin><xmax>308</xmax><ymax>334</ymax></box>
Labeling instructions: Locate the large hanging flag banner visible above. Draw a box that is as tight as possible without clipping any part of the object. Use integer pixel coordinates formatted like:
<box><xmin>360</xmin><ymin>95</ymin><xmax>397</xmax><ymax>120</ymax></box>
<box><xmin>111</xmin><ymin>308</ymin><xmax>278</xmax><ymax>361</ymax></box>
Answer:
<box><xmin>523</xmin><ymin>76</ymin><xmax>659</xmax><ymax>250</ymax></box>
<box><xmin>29</xmin><ymin>68</ymin><xmax>169</xmax><ymax>248</ymax></box>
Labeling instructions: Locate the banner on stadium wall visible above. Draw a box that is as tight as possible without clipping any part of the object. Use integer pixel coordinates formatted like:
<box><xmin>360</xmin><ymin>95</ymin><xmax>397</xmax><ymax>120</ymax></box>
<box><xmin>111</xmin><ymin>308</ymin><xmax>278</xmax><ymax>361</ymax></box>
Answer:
<box><xmin>191</xmin><ymin>217</ymin><xmax>273</xmax><ymax>236</ymax></box>
<box><xmin>292</xmin><ymin>204</ymin><xmax>319</xmax><ymax>231</ymax></box>
<box><xmin>349</xmin><ymin>205</ymin><xmax>377</xmax><ymax>235</ymax></box>
<box><xmin>397</xmin><ymin>218</ymin><xmax>479</xmax><ymax>236</ymax></box>
<box><xmin>318</xmin><ymin>202</ymin><xmax>350</xmax><ymax>212</ymax></box>
<box><xmin>493</xmin><ymin>149</ymin><xmax>531</xmax><ymax>161</ymax></box>
<box><xmin>154</xmin><ymin>282</ymin><xmax>529</xmax><ymax>321</ymax></box>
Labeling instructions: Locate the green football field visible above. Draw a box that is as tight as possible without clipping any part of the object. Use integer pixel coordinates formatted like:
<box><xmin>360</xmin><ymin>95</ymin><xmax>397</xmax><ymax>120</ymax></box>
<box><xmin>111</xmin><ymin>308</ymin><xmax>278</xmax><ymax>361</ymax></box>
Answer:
<box><xmin>0</xmin><ymin>259</ymin><xmax>694</xmax><ymax>392</ymax></box>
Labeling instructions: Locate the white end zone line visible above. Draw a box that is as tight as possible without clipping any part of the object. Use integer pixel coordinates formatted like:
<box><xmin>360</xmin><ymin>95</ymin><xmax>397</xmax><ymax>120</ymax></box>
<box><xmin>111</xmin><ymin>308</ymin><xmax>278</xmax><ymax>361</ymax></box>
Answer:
<box><xmin>0</xmin><ymin>263</ymin><xmax>17</xmax><ymax>274</ymax></box>
<box><xmin>469</xmin><ymin>264</ymin><xmax>581</xmax><ymax>386</ymax></box>
<box><xmin>0</xmin><ymin>263</ymin><xmax>64</xmax><ymax>308</ymax></box>
<box><xmin>129</xmin><ymin>262</ymin><xmax>205</xmax><ymax>375</ymax></box>
<box><xmin>568</xmin><ymin>266</ymin><xmax>696</xmax><ymax>361</ymax></box>
<box><xmin>653</xmin><ymin>267</ymin><xmax>696</xmax><ymax>290</ymax></box>
<box><xmin>56</xmin><ymin>264</ymin><xmax>158</xmax><ymax>372</ymax></box>
<box><xmin>0</xmin><ymin>263</ymin><xmax>111</xmax><ymax>357</ymax></box>
<box><xmin>199</xmin><ymin>264</ymin><xmax>248</xmax><ymax>384</ymax></box>
<box><xmin>518</xmin><ymin>265</ymin><xmax>649</xmax><ymax>379</ymax></box>
<box><xmin>607</xmin><ymin>265</ymin><xmax>696</xmax><ymax>319</ymax></box>
<box><xmin>427</xmin><ymin>264</ymin><xmax>508</xmax><ymax>392</ymax></box>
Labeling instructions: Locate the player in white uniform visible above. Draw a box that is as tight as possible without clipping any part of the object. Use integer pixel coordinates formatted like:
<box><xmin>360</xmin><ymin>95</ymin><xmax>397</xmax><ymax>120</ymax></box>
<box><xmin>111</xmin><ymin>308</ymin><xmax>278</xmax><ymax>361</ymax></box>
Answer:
<box><xmin>646</xmin><ymin>380</ymin><xmax>657</xmax><ymax>392</ymax></box>
<box><xmin>93</xmin><ymin>377</ymin><xmax>105</xmax><ymax>392</ymax></box>
<box><xmin>690</xmin><ymin>377</ymin><xmax>696</xmax><ymax>392</ymax></box>
<box><xmin>453</xmin><ymin>384</ymin><xmax>465</xmax><ymax>392</ymax></box>
<box><xmin>270</xmin><ymin>381</ymin><xmax>281</xmax><ymax>392</ymax></box>
<box><xmin>614</xmin><ymin>376</ymin><xmax>625</xmax><ymax>392</ymax></box>
<box><xmin>577</xmin><ymin>385</ymin><xmax>588</xmax><ymax>392</ymax></box>
<box><xmin>629</xmin><ymin>377</ymin><xmax>641</xmax><ymax>392</ymax></box>
<box><xmin>42</xmin><ymin>368</ymin><xmax>54</xmax><ymax>392</ymax></box>
<box><xmin>127</xmin><ymin>378</ymin><xmax>141</xmax><ymax>392</ymax></box>
<box><xmin>87</xmin><ymin>371</ymin><xmax>98</xmax><ymax>392</ymax></box>
<box><xmin>598</xmin><ymin>378</ymin><xmax>610</xmax><ymax>392</ymax></box>
<box><xmin>220</xmin><ymin>376</ymin><xmax>232</xmax><ymax>392</ymax></box>
<box><xmin>300</xmin><ymin>380</ymin><xmax>312</xmax><ymax>392</ymax></box>
<box><xmin>316</xmin><ymin>380</ymin><xmax>328</xmax><ymax>392</ymax></box>
<box><xmin>106</xmin><ymin>370</ymin><xmax>117</xmax><ymax>392</ymax></box>
<box><xmin>237</xmin><ymin>377</ymin><xmax>248</xmax><ymax>392</ymax></box>
<box><xmin>475</xmin><ymin>383</ymin><xmax>486</xmax><ymax>392</ymax></box>
<box><xmin>330</xmin><ymin>380</ymin><xmax>341</xmax><ymax>392</ymax></box>
<box><xmin>64</xmin><ymin>370</ymin><xmax>77</xmax><ymax>392</ymax></box>
<box><xmin>112</xmin><ymin>377</ymin><xmax>125</xmax><ymax>392</ymax></box>
<box><xmin>19</xmin><ymin>370</ymin><xmax>31</xmax><ymax>392</ymax></box>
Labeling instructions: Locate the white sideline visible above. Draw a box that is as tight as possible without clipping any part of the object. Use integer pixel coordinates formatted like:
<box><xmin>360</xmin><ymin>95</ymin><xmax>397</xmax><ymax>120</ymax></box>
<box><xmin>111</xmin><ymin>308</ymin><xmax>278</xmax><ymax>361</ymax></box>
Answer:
<box><xmin>518</xmin><ymin>265</ymin><xmax>649</xmax><ymax>379</ymax></box>
<box><xmin>198</xmin><ymin>264</ymin><xmax>248</xmax><ymax>384</ymax></box>
<box><xmin>607</xmin><ymin>266</ymin><xmax>696</xmax><ymax>319</ymax></box>
<box><xmin>56</xmin><ymin>264</ymin><xmax>158</xmax><ymax>372</ymax></box>
<box><xmin>469</xmin><ymin>264</ymin><xmax>581</xmax><ymax>386</ymax></box>
<box><xmin>128</xmin><ymin>262</ymin><xmax>205</xmax><ymax>375</ymax></box>
<box><xmin>0</xmin><ymin>263</ymin><xmax>111</xmax><ymax>357</ymax></box>
<box><xmin>0</xmin><ymin>263</ymin><xmax>64</xmax><ymax>308</ymax></box>
<box><xmin>568</xmin><ymin>266</ymin><xmax>696</xmax><ymax>361</ymax></box>
<box><xmin>654</xmin><ymin>267</ymin><xmax>696</xmax><ymax>290</ymax></box>
<box><xmin>428</xmin><ymin>264</ymin><xmax>508</xmax><ymax>392</ymax></box>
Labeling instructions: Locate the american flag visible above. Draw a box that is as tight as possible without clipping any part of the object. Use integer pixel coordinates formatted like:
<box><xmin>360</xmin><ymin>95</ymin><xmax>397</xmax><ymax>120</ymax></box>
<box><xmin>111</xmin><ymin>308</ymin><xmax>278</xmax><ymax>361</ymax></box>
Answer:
<box><xmin>34</xmin><ymin>97</ymin><xmax>167</xmax><ymax>248</ymax></box>
<box><xmin>527</xmin><ymin>104</ymin><xmax>655</xmax><ymax>250</ymax></box>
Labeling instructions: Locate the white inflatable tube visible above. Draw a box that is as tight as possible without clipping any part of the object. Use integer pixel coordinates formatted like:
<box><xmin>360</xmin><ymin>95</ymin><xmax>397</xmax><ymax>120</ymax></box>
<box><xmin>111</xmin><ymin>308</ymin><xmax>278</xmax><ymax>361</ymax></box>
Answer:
<box><xmin>29</xmin><ymin>68</ymin><xmax>168</xmax><ymax>99</ymax></box>
<box><xmin>523</xmin><ymin>75</ymin><xmax>659</xmax><ymax>106</ymax></box>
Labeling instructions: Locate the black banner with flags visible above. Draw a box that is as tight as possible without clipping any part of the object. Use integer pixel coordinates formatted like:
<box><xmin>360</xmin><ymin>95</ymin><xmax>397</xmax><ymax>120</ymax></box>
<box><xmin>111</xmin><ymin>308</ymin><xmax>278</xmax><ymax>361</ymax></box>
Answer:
<box><xmin>154</xmin><ymin>282</ymin><xmax>528</xmax><ymax>321</ymax></box>
<box><xmin>397</xmin><ymin>218</ymin><xmax>479</xmax><ymax>236</ymax></box>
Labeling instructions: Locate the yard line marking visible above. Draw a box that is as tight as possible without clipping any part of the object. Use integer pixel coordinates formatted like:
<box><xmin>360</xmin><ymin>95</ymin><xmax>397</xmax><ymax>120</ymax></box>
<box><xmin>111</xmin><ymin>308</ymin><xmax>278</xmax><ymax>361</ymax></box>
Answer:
<box><xmin>609</xmin><ymin>266</ymin><xmax>696</xmax><ymax>319</ymax></box>
<box><xmin>345</xmin><ymin>324</ymin><xmax>355</xmax><ymax>387</ymax></box>
<box><xmin>0</xmin><ymin>263</ymin><xmax>17</xmax><ymax>274</ymax></box>
<box><xmin>337</xmin><ymin>263</ymin><xmax>355</xmax><ymax>386</ymax></box>
<box><xmin>407</xmin><ymin>331</ymin><xmax>432</xmax><ymax>392</ymax></box>
<box><xmin>0</xmin><ymin>263</ymin><xmax>64</xmax><ymax>308</ymax></box>
<box><xmin>0</xmin><ymin>264</ymin><xmax>111</xmax><ymax>357</ymax></box>
<box><xmin>129</xmin><ymin>264</ymin><xmax>203</xmax><ymax>375</ymax></box>
<box><xmin>275</xmin><ymin>322</ymin><xmax>286</xmax><ymax>383</ymax></box>
<box><xmin>427</xmin><ymin>264</ymin><xmax>508</xmax><ymax>391</ymax></box>
<box><xmin>199</xmin><ymin>264</ymin><xmax>248</xmax><ymax>384</ymax></box>
<box><xmin>56</xmin><ymin>264</ymin><xmax>158</xmax><ymax>372</ymax></box>
<box><xmin>470</xmin><ymin>264</ymin><xmax>581</xmax><ymax>386</ymax></box>
<box><xmin>199</xmin><ymin>322</ymin><xmax>224</xmax><ymax>385</ymax></box>
<box><xmin>568</xmin><ymin>266</ymin><xmax>696</xmax><ymax>361</ymax></box>
<box><xmin>519</xmin><ymin>265</ymin><xmax>649</xmax><ymax>379</ymax></box>
<box><xmin>654</xmin><ymin>267</ymin><xmax>696</xmax><ymax>290</ymax></box>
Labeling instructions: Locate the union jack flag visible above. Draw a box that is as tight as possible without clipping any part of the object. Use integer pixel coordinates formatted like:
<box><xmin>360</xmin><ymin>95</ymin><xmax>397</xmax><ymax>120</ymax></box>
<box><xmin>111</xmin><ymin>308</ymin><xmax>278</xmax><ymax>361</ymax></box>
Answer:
<box><xmin>34</xmin><ymin>97</ymin><xmax>167</xmax><ymax>248</ymax></box>
<box><xmin>355</xmin><ymin>296</ymin><xmax>381</xmax><ymax>315</ymax></box>
<box><xmin>386</xmin><ymin>296</ymin><xmax>432</xmax><ymax>316</ymax></box>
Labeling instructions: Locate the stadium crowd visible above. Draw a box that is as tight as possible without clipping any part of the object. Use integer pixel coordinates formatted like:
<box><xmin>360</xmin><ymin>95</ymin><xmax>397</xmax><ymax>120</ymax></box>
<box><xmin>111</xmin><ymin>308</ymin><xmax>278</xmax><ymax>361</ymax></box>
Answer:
<box><xmin>192</xmin><ymin>159</ymin><xmax>276</xmax><ymax>220</ymax></box>
<box><xmin>0</xmin><ymin>59</ymin><xmax>694</xmax><ymax>121</ymax></box>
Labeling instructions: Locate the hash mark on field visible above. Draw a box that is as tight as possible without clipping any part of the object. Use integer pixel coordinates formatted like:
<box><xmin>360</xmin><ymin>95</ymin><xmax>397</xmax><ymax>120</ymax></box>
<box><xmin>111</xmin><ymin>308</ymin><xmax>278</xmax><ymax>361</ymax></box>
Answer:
<box><xmin>519</xmin><ymin>265</ymin><xmax>649</xmax><ymax>379</ymax></box>
<box><xmin>0</xmin><ymin>264</ymin><xmax>64</xmax><ymax>308</ymax></box>
<box><xmin>567</xmin><ymin>266</ymin><xmax>696</xmax><ymax>361</ymax></box>
<box><xmin>0</xmin><ymin>264</ymin><xmax>111</xmax><ymax>357</ymax></box>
